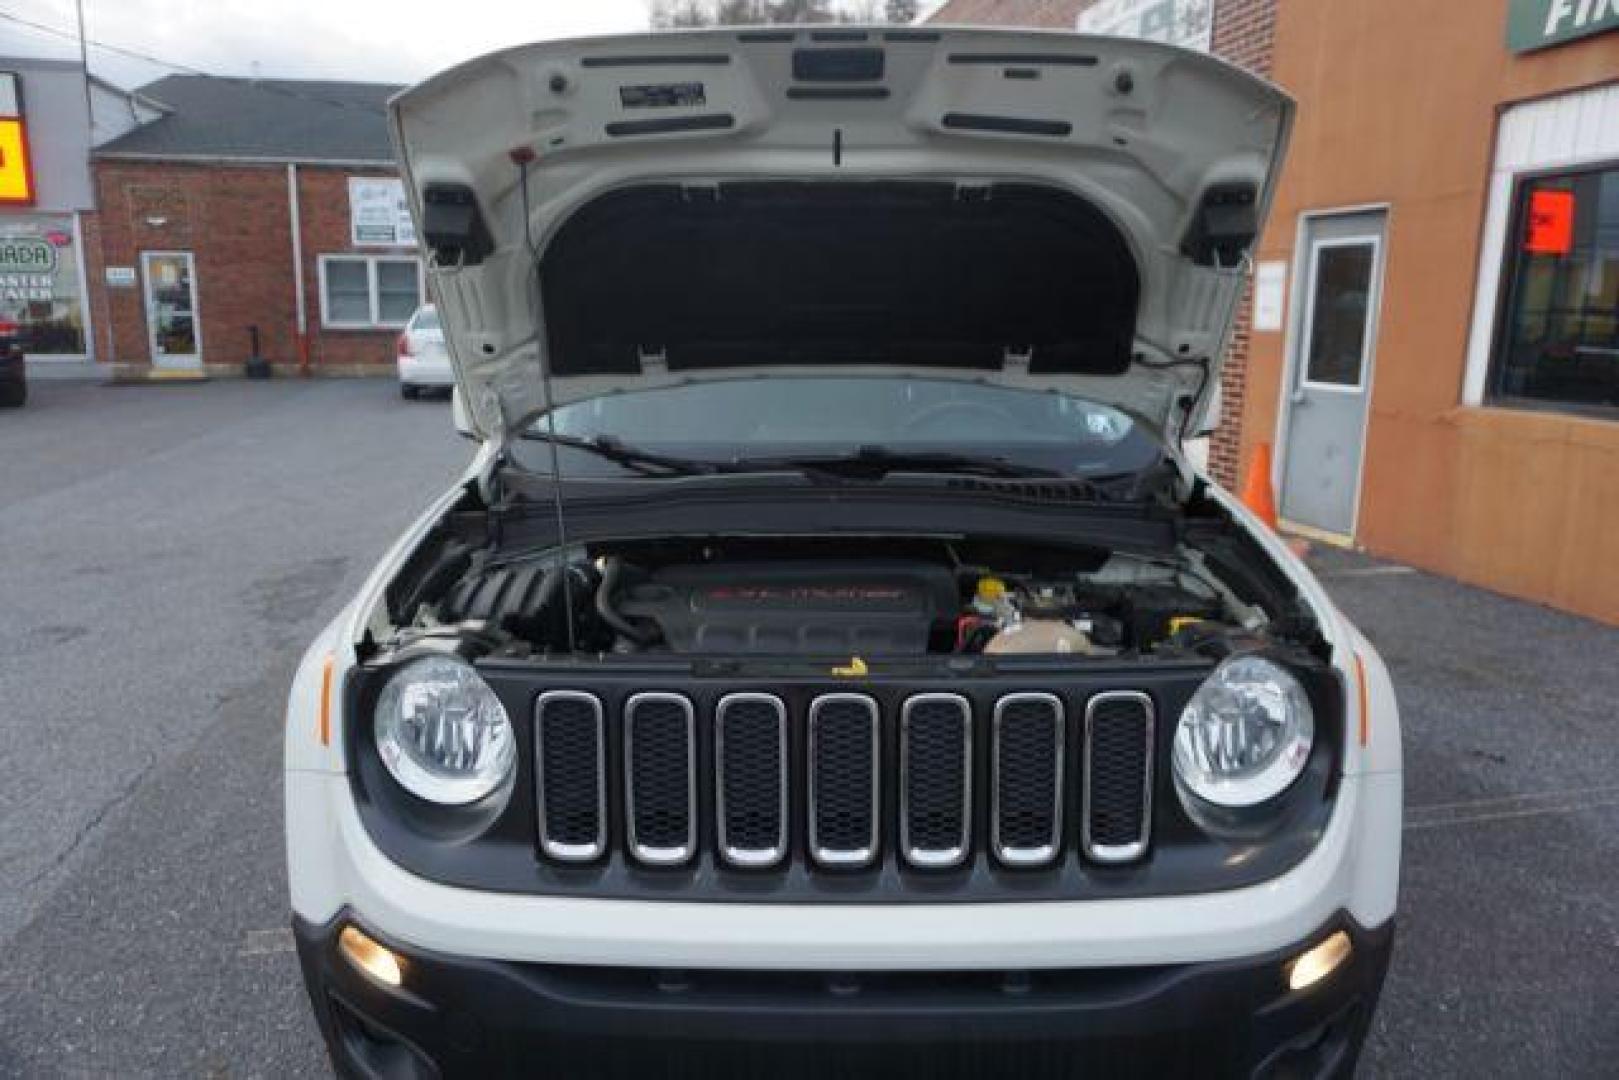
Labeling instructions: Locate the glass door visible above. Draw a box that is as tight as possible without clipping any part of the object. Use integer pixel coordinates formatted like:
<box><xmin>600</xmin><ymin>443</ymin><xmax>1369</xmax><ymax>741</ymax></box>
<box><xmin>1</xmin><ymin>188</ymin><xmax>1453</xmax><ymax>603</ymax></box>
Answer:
<box><xmin>140</xmin><ymin>252</ymin><xmax>200</xmax><ymax>368</ymax></box>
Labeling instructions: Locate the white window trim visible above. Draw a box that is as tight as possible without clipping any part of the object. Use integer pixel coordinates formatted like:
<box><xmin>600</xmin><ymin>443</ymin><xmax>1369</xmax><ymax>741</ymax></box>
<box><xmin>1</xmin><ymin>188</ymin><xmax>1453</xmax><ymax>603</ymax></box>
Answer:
<box><xmin>316</xmin><ymin>253</ymin><xmax>423</xmax><ymax>330</ymax></box>
<box><xmin>1462</xmin><ymin>83</ymin><xmax>1619</xmax><ymax>408</ymax></box>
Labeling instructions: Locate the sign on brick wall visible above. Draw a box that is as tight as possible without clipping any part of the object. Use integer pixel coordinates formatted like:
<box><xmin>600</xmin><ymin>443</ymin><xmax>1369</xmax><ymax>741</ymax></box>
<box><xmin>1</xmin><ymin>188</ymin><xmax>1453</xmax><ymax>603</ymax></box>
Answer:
<box><xmin>1508</xmin><ymin>0</ymin><xmax>1619</xmax><ymax>53</ymax></box>
<box><xmin>348</xmin><ymin>177</ymin><xmax>417</xmax><ymax>247</ymax></box>
<box><xmin>1078</xmin><ymin>0</ymin><xmax>1214</xmax><ymax>52</ymax></box>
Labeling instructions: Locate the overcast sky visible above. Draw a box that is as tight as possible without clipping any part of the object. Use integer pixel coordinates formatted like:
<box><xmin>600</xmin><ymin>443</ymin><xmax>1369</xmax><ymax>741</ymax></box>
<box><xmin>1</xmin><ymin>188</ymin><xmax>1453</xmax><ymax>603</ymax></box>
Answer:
<box><xmin>5</xmin><ymin>1</ymin><xmax>947</xmax><ymax>90</ymax></box>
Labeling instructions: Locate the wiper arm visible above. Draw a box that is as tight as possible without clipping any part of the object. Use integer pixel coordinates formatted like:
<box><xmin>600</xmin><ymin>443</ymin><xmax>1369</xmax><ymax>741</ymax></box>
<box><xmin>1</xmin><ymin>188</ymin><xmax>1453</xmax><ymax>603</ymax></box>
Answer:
<box><xmin>728</xmin><ymin>445</ymin><xmax>1063</xmax><ymax>480</ymax></box>
<box><xmin>518</xmin><ymin>431</ymin><xmax>726</xmax><ymax>477</ymax></box>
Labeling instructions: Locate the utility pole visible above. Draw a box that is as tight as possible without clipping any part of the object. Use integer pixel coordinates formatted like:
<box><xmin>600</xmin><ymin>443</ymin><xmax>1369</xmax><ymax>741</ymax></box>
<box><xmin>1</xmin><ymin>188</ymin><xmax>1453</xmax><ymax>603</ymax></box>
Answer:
<box><xmin>75</xmin><ymin>0</ymin><xmax>93</xmax><ymax>136</ymax></box>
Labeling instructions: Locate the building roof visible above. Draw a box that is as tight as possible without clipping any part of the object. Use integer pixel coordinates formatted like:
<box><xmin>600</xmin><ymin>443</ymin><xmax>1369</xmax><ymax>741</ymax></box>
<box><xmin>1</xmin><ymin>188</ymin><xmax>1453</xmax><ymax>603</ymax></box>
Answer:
<box><xmin>94</xmin><ymin>75</ymin><xmax>403</xmax><ymax>163</ymax></box>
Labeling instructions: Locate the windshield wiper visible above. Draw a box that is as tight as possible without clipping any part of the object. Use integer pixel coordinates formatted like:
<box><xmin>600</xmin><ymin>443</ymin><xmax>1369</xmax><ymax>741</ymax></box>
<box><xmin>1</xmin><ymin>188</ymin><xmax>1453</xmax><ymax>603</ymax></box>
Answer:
<box><xmin>727</xmin><ymin>445</ymin><xmax>1063</xmax><ymax>480</ymax></box>
<box><xmin>517</xmin><ymin>431</ymin><xmax>726</xmax><ymax>477</ymax></box>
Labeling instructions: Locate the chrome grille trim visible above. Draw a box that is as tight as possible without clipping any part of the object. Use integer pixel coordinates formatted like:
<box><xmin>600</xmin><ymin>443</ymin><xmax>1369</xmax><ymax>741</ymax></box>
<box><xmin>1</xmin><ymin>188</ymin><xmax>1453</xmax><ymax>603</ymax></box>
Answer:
<box><xmin>534</xmin><ymin>690</ymin><xmax>607</xmax><ymax>864</ymax></box>
<box><xmin>1081</xmin><ymin>691</ymin><xmax>1155</xmax><ymax>864</ymax></box>
<box><xmin>899</xmin><ymin>693</ymin><xmax>972</xmax><ymax>869</ymax></box>
<box><xmin>990</xmin><ymin>692</ymin><xmax>1064</xmax><ymax>868</ymax></box>
<box><xmin>623</xmin><ymin>692</ymin><xmax>697</xmax><ymax>866</ymax></box>
<box><xmin>715</xmin><ymin>692</ymin><xmax>789</xmax><ymax>868</ymax></box>
<box><xmin>807</xmin><ymin>693</ymin><xmax>881</xmax><ymax>868</ymax></box>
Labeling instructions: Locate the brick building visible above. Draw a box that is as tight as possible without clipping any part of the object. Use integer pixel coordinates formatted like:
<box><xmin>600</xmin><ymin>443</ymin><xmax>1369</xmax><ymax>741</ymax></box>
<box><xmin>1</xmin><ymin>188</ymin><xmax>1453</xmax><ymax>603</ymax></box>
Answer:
<box><xmin>88</xmin><ymin>76</ymin><xmax>420</xmax><ymax>375</ymax></box>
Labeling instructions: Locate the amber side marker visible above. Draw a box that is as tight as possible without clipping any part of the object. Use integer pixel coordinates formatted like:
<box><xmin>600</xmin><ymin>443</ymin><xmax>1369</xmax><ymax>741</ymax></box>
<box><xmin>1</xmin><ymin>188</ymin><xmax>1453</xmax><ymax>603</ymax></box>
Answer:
<box><xmin>318</xmin><ymin>654</ymin><xmax>335</xmax><ymax>746</ymax></box>
<box><xmin>338</xmin><ymin>925</ymin><xmax>405</xmax><ymax>988</ymax></box>
<box><xmin>1286</xmin><ymin>930</ymin><xmax>1353</xmax><ymax>992</ymax></box>
<box><xmin>1353</xmin><ymin>652</ymin><xmax>1370</xmax><ymax>747</ymax></box>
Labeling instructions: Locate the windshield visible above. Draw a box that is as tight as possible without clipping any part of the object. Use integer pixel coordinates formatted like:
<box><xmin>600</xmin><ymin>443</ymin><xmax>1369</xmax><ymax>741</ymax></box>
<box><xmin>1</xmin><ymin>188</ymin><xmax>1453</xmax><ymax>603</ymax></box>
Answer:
<box><xmin>508</xmin><ymin>376</ymin><xmax>1162</xmax><ymax>478</ymax></box>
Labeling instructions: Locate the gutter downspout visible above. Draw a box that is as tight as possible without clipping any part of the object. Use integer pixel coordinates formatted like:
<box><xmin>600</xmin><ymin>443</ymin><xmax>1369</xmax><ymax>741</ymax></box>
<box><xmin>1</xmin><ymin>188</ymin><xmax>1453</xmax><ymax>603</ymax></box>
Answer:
<box><xmin>287</xmin><ymin>162</ymin><xmax>310</xmax><ymax>375</ymax></box>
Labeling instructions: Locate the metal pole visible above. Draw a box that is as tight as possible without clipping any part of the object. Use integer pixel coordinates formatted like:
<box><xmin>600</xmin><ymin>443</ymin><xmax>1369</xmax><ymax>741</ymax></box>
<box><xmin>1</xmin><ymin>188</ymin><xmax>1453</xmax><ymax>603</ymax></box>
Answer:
<box><xmin>75</xmin><ymin>0</ymin><xmax>93</xmax><ymax>135</ymax></box>
<box><xmin>287</xmin><ymin>163</ymin><xmax>309</xmax><ymax>374</ymax></box>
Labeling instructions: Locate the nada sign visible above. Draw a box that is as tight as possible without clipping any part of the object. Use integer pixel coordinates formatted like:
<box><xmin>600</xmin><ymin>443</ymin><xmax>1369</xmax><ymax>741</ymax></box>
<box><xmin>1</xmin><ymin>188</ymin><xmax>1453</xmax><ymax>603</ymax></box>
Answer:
<box><xmin>1508</xmin><ymin>0</ymin><xmax>1619</xmax><ymax>53</ymax></box>
<box><xmin>0</xmin><ymin>236</ymin><xmax>55</xmax><ymax>275</ymax></box>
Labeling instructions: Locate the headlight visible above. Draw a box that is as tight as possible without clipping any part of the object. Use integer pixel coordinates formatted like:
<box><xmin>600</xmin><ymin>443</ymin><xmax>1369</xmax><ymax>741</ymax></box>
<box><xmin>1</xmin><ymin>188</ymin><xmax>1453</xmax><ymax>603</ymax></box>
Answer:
<box><xmin>1172</xmin><ymin>655</ymin><xmax>1314</xmax><ymax>808</ymax></box>
<box><xmin>374</xmin><ymin>655</ymin><xmax>515</xmax><ymax>805</ymax></box>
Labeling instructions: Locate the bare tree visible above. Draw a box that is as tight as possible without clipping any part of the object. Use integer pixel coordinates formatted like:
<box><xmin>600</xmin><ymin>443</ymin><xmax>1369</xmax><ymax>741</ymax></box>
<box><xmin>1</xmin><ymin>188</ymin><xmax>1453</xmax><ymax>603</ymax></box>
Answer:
<box><xmin>884</xmin><ymin>0</ymin><xmax>920</xmax><ymax>24</ymax></box>
<box><xmin>651</xmin><ymin>0</ymin><xmax>902</xmax><ymax>27</ymax></box>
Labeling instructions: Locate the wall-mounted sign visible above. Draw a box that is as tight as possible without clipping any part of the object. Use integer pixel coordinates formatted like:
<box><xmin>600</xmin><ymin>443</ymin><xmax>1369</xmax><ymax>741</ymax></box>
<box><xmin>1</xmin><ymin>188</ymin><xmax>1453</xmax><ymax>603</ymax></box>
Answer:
<box><xmin>1253</xmin><ymin>260</ymin><xmax>1287</xmax><ymax>332</ymax></box>
<box><xmin>1508</xmin><ymin>0</ymin><xmax>1619</xmax><ymax>53</ymax></box>
<box><xmin>348</xmin><ymin>177</ymin><xmax>417</xmax><ymax>247</ymax></box>
<box><xmin>105</xmin><ymin>265</ymin><xmax>137</xmax><ymax>287</ymax></box>
<box><xmin>1078</xmin><ymin>0</ymin><xmax>1214</xmax><ymax>52</ymax></box>
<box><xmin>0</xmin><ymin>235</ymin><xmax>54</xmax><ymax>275</ymax></box>
<box><xmin>0</xmin><ymin>73</ymin><xmax>35</xmax><ymax>207</ymax></box>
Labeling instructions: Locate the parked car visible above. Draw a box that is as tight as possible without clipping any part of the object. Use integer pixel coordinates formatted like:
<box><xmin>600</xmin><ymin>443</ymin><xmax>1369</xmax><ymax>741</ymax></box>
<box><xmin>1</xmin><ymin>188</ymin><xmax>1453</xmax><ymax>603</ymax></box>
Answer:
<box><xmin>286</xmin><ymin>29</ymin><xmax>1401</xmax><ymax>1079</ymax></box>
<box><xmin>395</xmin><ymin>304</ymin><xmax>452</xmax><ymax>398</ymax></box>
<box><xmin>0</xmin><ymin>318</ymin><xmax>27</xmax><ymax>407</ymax></box>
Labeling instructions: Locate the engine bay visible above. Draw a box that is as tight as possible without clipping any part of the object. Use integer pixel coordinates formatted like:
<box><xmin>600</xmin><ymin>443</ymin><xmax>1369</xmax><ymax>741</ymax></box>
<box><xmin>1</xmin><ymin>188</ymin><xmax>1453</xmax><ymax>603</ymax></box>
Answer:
<box><xmin>386</xmin><ymin>527</ymin><xmax>1303</xmax><ymax>663</ymax></box>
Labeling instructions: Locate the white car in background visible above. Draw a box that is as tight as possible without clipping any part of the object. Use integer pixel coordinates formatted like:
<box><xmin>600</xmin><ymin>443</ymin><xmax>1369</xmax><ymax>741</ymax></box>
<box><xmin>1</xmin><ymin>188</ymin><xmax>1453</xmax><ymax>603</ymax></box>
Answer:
<box><xmin>396</xmin><ymin>305</ymin><xmax>453</xmax><ymax>398</ymax></box>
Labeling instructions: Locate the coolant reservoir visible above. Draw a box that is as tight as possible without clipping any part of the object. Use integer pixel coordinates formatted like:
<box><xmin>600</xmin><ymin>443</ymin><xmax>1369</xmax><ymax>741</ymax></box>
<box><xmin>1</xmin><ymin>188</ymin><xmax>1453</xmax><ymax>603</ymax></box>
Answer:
<box><xmin>984</xmin><ymin>619</ymin><xmax>1095</xmax><ymax>655</ymax></box>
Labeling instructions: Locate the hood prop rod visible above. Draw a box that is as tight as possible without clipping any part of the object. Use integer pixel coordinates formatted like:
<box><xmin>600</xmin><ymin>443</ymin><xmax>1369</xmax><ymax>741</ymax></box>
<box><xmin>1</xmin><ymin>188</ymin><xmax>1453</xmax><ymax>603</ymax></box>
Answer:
<box><xmin>516</xmin><ymin>149</ymin><xmax>577</xmax><ymax>653</ymax></box>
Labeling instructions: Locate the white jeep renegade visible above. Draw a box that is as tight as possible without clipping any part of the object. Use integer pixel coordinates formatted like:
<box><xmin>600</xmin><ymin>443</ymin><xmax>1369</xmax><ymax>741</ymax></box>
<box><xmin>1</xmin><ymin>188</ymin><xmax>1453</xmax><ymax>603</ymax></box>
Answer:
<box><xmin>285</xmin><ymin>27</ymin><xmax>1401</xmax><ymax>1079</ymax></box>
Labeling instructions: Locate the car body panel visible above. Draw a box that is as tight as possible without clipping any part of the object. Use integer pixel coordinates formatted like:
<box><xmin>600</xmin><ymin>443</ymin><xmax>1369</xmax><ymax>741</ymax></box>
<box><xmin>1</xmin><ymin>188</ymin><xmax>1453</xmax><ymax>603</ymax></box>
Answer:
<box><xmin>388</xmin><ymin>28</ymin><xmax>1293</xmax><ymax>443</ymax></box>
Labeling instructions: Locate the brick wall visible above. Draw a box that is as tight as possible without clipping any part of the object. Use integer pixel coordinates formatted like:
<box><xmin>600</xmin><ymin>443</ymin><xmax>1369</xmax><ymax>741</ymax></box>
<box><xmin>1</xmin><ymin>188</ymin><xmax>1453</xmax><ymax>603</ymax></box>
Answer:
<box><xmin>1206</xmin><ymin>0</ymin><xmax>1278</xmax><ymax>487</ymax></box>
<box><xmin>87</xmin><ymin>159</ymin><xmax>410</xmax><ymax>371</ymax></box>
<box><xmin>929</xmin><ymin>0</ymin><xmax>1280</xmax><ymax>488</ymax></box>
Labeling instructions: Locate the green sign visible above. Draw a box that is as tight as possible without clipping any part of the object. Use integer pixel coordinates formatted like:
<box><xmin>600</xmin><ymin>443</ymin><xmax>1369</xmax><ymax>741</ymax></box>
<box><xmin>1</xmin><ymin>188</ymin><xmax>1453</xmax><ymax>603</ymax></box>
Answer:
<box><xmin>0</xmin><ymin>236</ymin><xmax>56</xmax><ymax>276</ymax></box>
<box><xmin>1508</xmin><ymin>0</ymin><xmax>1619</xmax><ymax>53</ymax></box>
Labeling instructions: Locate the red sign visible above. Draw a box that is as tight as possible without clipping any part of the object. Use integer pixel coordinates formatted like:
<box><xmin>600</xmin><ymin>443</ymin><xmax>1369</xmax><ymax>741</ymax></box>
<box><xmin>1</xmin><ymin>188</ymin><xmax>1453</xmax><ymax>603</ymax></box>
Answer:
<box><xmin>1525</xmin><ymin>189</ymin><xmax>1575</xmax><ymax>256</ymax></box>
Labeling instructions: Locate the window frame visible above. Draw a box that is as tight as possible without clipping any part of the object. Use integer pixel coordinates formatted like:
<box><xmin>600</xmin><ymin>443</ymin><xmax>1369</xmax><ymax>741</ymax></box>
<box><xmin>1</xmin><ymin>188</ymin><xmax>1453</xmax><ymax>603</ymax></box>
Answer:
<box><xmin>1484</xmin><ymin>158</ymin><xmax>1619</xmax><ymax>421</ymax></box>
<box><xmin>316</xmin><ymin>253</ymin><xmax>423</xmax><ymax>330</ymax></box>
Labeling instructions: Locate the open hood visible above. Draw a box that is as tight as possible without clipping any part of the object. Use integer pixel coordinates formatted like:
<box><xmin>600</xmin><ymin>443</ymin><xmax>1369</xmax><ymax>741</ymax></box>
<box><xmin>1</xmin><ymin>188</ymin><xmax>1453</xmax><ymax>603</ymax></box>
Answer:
<box><xmin>390</xmin><ymin>27</ymin><xmax>1292</xmax><ymax>444</ymax></box>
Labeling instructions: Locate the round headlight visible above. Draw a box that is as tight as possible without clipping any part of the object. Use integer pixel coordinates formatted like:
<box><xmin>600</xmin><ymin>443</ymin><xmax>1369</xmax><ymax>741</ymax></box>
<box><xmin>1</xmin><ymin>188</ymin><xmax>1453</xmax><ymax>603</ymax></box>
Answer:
<box><xmin>374</xmin><ymin>655</ymin><xmax>515</xmax><ymax>805</ymax></box>
<box><xmin>1172</xmin><ymin>655</ymin><xmax>1314</xmax><ymax>808</ymax></box>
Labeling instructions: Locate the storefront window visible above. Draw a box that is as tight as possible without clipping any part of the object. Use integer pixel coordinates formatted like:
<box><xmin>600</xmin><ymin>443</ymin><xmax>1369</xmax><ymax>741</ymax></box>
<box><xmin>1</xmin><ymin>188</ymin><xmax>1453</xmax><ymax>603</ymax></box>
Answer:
<box><xmin>0</xmin><ymin>213</ymin><xmax>88</xmax><ymax>357</ymax></box>
<box><xmin>1491</xmin><ymin>164</ymin><xmax>1619</xmax><ymax>413</ymax></box>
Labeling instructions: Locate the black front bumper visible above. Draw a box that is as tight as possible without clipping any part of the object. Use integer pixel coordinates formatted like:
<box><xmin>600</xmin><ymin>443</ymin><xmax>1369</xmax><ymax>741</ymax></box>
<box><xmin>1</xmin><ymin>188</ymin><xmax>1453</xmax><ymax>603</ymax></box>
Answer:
<box><xmin>294</xmin><ymin>912</ymin><xmax>1393</xmax><ymax>1080</ymax></box>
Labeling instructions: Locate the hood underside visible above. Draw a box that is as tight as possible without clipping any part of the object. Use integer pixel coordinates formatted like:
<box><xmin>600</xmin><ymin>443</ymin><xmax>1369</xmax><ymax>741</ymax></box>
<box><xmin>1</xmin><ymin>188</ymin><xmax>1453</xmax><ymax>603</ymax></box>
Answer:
<box><xmin>390</xmin><ymin>27</ymin><xmax>1293</xmax><ymax>443</ymax></box>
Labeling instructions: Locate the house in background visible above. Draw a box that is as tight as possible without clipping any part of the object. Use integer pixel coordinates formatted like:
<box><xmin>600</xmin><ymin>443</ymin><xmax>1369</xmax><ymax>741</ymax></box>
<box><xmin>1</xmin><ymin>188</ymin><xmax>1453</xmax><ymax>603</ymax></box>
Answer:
<box><xmin>87</xmin><ymin>75</ymin><xmax>419</xmax><ymax>376</ymax></box>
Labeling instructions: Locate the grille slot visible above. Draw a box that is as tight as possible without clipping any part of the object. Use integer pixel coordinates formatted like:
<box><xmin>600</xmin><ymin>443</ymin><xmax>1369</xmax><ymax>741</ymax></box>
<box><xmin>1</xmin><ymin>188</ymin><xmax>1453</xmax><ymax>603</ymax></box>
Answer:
<box><xmin>624</xmin><ymin>693</ymin><xmax>696</xmax><ymax>866</ymax></box>
<box><xmin>535</xmin><ymin>691</ymin><xmax>606</xmax><ymax>863</ymax></box>
<box><xmin>900</xmin><ymin>694</ymin><xmax>971</xmax><ymax>868</ymax></box>
<box><xmin>715</xmin><ymin>693</ymin><xmax>788</xmax><ymax>868</ymax></box>
<box><xmin>991</xmin><ymin>693</ymin><xmax>1064</xmax><ymax>867</ymax></box>
<box><xmin>808</xmin><ymin>694</ymin><xmax>880</xmax><ymax>868</ymax></box>
<box><xmin>1082</xmin><ymin>692</ymin><xmax>1154</xmax><ymax>863</ymax></box>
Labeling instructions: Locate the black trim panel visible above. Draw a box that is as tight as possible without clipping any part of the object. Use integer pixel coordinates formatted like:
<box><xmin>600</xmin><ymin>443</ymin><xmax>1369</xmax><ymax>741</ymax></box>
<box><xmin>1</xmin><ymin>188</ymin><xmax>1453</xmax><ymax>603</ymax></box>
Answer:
<box><xmin>942</xmin><ymin>112</ymin><xmax>1073</xmax><ymax>137</ymax></box>
<box><xmin>294</xmin><ymin>910</ymin><xmax>1393</xmax><ymax>1079</ymax></box>
<box><xmin>605</xmin><ymin>114</ymin><xmax>736</xmax><ymax>137</ymax></box>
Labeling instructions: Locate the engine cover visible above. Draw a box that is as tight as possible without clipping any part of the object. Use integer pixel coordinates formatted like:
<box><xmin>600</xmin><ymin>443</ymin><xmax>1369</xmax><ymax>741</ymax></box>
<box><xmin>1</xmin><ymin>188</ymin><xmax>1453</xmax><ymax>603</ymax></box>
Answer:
<box><xmin>617</xmin><ymin>560</ymin><xmax>959</xmax><ymax>655</ymax></box>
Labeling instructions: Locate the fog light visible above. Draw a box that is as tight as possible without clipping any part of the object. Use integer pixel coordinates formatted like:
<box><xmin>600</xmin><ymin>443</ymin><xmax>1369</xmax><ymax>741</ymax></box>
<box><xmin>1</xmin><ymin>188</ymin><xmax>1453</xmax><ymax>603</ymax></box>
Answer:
<box><xmin>1286</xmin><ymin>930</ymin><xmax>1352</xmax><ymax>992</ymax></box>
<box><xmin>338</xmin><ymin>925</ymin><xmax>404</xmax><ymax>988</ymax></box>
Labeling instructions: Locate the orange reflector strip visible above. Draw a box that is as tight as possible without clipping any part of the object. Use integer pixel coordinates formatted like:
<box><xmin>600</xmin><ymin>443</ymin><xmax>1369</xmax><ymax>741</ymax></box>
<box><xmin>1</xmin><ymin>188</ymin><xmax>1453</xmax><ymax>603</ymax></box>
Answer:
<box><xmin>1353</xmin><ymin>652</ymin><xmax>1370</xmax><ymax>747</ymax></box>
<box><xmin>318</xmin><ymin>653</ymin><xmax>335</xmax><ymax>746</ymax></box>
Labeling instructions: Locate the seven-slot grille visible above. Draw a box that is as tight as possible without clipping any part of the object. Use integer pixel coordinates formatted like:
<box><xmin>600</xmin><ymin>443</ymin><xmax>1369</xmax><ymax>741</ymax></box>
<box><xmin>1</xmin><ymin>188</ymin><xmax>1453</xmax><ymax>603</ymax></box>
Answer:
<box><xmin>533</xmin><ymin>690</ymin><xmax>1154</xmax><ymax>872</ymax></box>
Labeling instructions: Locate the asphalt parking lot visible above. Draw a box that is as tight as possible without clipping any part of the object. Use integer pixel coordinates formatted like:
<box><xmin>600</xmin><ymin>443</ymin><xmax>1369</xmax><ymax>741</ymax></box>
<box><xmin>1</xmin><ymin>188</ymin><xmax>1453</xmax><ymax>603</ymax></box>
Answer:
<box><xmin>0</xmin><ymin>378</ymin><xmax>1616</xmax><ymax>1077</ymax></box>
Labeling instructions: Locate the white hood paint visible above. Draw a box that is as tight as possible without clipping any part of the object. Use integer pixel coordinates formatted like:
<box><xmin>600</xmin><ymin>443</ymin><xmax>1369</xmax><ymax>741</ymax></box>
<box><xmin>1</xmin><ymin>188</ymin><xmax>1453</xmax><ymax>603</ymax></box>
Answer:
<box><xmin>390</xmin><ymin>28</ymin><xmax>1292</xmax><ymax>444</ymax></box>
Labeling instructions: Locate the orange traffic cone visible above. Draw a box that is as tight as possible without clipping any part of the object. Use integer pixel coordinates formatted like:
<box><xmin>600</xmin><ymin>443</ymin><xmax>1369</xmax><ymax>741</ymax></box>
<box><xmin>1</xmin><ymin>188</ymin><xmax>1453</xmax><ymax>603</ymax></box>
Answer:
<box><xmin>1241</xmin><ymin>443</ymin><xmax>1279</xmax><ymax>531</ymax></box>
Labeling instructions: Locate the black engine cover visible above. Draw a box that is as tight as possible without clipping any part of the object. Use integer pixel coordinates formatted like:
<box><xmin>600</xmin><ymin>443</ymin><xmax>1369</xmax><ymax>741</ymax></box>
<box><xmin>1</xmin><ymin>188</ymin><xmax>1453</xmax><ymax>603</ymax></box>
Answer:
<box><xmin>617</xmin><ymin>560</ymin><xmax>959</xmax><ymax>655</ymax></box>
